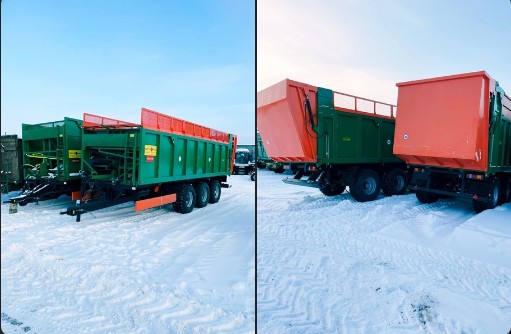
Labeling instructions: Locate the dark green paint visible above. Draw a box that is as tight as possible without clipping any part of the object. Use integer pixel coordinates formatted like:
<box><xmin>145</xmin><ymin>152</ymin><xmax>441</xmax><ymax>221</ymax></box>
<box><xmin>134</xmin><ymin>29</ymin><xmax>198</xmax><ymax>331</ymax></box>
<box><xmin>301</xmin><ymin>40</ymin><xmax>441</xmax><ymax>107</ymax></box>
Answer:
<box><xmin>315</xmin><ymin>87</ymin><xmax>402</xmax><ymax>164</ymax></box>
<box><xmin>81</xmin><ymin>127</ymin><xmax>234</xmax><ymax>187</ymax></box>
<box><xmin>22</xmin><ymin>117</ymin><xmax>83</xmax><ymax>182</ymax></box>
<box><xmin>488</xmin><ymin>82</ymin><xmax>511</xmax><ymax>173</ymax></box>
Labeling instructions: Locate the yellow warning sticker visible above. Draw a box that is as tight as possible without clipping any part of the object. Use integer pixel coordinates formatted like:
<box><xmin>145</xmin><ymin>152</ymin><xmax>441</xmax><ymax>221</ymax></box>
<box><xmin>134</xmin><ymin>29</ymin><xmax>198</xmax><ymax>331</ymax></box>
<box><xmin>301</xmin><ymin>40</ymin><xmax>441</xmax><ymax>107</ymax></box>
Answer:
<box><xmin>68</xmin><ymin>150</ymin><xmax>82</xmax><ymax>158</ymax></box>
<box><xmin>144</xmin><ymin>145</ymin><xmax>157</xmax><ymax>156</ymax></box>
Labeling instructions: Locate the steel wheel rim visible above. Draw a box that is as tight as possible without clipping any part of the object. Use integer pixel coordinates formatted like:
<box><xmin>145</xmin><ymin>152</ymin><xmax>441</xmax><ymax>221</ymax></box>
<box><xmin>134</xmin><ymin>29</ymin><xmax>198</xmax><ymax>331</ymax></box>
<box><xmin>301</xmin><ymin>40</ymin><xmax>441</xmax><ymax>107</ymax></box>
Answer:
<box><xmin>363</xmin><ymin>178</ymin><xmax>377</xmax><ymax>195</ymax></box>
<box><xmin>393</xmin><ymin>175</ymin><xmax>405</xmax><ymax>191</ymax></box>
<box><xmin>186</xmin><ymin>191</ymin><xmax>194</xmax><ymax>207</ymax></box>
<box><xmin>492</xmin><ymin>183</ymin><xmax>499</xmax><ymax>207</ymax></box>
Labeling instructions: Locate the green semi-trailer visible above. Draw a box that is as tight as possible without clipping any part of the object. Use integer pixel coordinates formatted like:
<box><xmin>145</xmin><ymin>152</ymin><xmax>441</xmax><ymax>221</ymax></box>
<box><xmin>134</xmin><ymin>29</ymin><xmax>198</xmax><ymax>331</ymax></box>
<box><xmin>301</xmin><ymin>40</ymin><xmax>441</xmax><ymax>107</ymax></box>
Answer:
<box><xmin>257</xmin><ymin>79</ymin><xmax>408</xmax><ymax>202</ymax></box>
<box><xmin>394</xmin><ymin>71</ymin><xmax>511</xmax><ymax>212</ymax></box>
<box><xmin>62</xmin><ymin>108</ymin><xmax>236</xmax><ymax>221</ymax></box>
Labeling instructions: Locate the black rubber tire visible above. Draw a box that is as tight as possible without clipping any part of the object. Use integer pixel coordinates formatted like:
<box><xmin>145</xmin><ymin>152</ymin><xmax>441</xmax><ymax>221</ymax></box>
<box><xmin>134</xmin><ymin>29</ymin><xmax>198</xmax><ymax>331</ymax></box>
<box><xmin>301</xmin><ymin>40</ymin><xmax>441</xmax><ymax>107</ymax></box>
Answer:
<box><xmin>350</xmin><ymin>169</ymin><xmax>381</xmax><ymax>202</ymax></box>
<box><xmin>274</xmin><ymin>168</ymin><xmax>285</xmax><ymax>174</ymax></box>
<box><xmin>250</xmin><ymin>171</ymin><xmax>256</xmax><ymax>181</ymax></box>
<box><xmin>208</xmin><ymin>180</ymin><xmax>221</xmax><ymax>204</ymax></box>
<box><xmin>382</xmin><ymin>169</ymin><xmax>407</xmax><ymax>196</ymax></box>
<box><xmin>472</xmin><ymin>200</ymin><xmax>486</xmax><ymax>214</ymax></box>
<box><xmin>499</xmin><ymin>178</ymin><xmax>510</xmax><ymax>205</ymax></box>
<box><xmin>474</xmin><ymin>177</ymin><xmax>501</xmax><ymax>213</ymax></box>
<box><xmin>18</xmin><ymin>200</ymin><xmax>28</xmax><ymax>207</ymax></box>
<box><xmin>415</xmin><ymin>191</ymin><xmax>439</xmax><ymax>204</ymax></box>
<box><xmin>506</xmin><ymin>179</ymin><xmax>511</xmax><ymax>203</ymax></box>
<box><xmin>489</xmin><ymin>177</ymin><xmax>501</xmax><ymax>208</ymax></box>
<box><xmin>194</xmin><ymin>181</ymin><xmax>210</xmax><ymax>208</ymax></box>
<box><xmin>318</xmin><ymin>178</ymin><xmax>346</xmax><ymax>196</ymax></box>
<box><xmin>173</xmin><ymin>183</ymin><xmax>196</xmax><ymax>214</ymax></box>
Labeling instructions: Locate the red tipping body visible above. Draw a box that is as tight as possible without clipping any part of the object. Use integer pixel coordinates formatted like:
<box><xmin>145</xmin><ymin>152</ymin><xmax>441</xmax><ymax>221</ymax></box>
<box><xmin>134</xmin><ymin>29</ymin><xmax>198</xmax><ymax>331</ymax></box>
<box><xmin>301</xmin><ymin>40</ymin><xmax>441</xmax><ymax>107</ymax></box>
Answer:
<box><xmin>394</xmin><ymin>71</ymin><xmax>501</xmax><ymax>171</ymax></box>
<box><xmin>257</xmin><ymin>79</ymin><xmax>318</xmax><ymax>162</ymax></box>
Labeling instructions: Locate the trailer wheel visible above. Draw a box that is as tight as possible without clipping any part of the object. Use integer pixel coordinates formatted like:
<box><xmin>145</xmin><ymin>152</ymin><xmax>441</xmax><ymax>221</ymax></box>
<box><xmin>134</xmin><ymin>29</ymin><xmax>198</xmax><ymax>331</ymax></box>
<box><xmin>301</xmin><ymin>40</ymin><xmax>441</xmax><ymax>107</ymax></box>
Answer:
<box><xmin>415</xmin><ymin>191</ymin><xmax>439</xmax><ymax>204</ymax></box>
<box><xmin>474</xmin><ymin>177</ymin><xmax>501</xmax><ymax>213</ymax></box>
<box><xmin>350</xmin><ymin>169</ymin><xmax>381</xmax><ymax>202</ymax></box>
<box><xmin>173</xmin><ymin>183</ymin><xmax>196</xmax><ymax>214</ymax></box>
<box><xmin>208</xmin><ymin>180</ymin><xmax>221</xmax><ymax>204</ymax></box>
<box><xmin>382</xmin><ymin>169</ymin><xmax>407</xmax><ymax>196</ymax></box>
<box><xmin>490</xmin><ymin>177</ymin><xmax>501</xmax><ymax>208</ymax></box>
<box><xmin>318</xmin><ymin>178</ymin><xmax>346</xmax><ymax>196</ymax></box>
<box><xmin>506</xmin><ymin>179</ymin><xmax>511</xmax><ymax>203</ymax></box>
<box><xmin>194</xmin><ymin>181</ymin><xmax>210</xmax><ymax>208</ymax></box>
<box><xmin>500</xmin><ymin>178</ymin><xmax>510</xmax><ymax>204</ymax></box>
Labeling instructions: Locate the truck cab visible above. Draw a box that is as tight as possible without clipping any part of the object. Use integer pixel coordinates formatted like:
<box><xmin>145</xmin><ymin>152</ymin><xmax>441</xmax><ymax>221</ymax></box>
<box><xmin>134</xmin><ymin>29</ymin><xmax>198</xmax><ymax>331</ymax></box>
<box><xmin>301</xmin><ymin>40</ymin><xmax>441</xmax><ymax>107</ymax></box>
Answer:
<box><xmin>234</xmin><ymin>148</ymin><xmax>255</xmax><ymax>175</ymax></box>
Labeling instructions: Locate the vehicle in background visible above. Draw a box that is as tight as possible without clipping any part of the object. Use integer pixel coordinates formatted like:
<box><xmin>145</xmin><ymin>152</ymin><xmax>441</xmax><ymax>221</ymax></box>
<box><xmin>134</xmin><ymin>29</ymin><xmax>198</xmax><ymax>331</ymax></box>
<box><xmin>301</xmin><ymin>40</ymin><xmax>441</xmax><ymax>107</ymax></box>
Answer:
<box><xmin>6</xmin><ymin>118</ymin><xmax>83</xmax><ymax>209</ymax></box>
<box><xmin>256</xmin><ymin>131</ymin><xmax>274</xmax><ymax>169</ymax></box>
<box><xmin>1</xmin><ymin>135</ymin><xmax>23</xmax><ymax>193</ymax></box>
<box><xmin>234</xmin><ymin>147</ymin><xmax>255</xmax><ymax>175</ymax></box>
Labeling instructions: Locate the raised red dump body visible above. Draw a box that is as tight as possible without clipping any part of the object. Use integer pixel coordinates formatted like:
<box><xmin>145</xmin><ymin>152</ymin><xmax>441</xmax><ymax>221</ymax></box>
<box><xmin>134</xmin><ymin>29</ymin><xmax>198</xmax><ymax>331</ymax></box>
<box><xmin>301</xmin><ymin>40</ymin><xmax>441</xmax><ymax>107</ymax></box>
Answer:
<box><xmin>257</xmin><ymin>79</ymin><xmax>318</xmax><ymax>162</ymax></box>
<box><xmin>394</xmin><ymin>71</ymin><xmax>511</xmax><ymax>172</ymax></box>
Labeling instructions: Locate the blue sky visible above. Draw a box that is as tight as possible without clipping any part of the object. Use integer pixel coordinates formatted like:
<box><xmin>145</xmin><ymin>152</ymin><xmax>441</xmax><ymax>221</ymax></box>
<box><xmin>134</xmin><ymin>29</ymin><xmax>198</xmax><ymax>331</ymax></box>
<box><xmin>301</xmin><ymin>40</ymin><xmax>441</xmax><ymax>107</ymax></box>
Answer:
<box><xmin>1</xmin><ymin>0</ymin><xmax>255</xmax><ymax>144</ymax></box>
<box><xmin>258</xmin><ymin>0</ymin><xmax>511</xmax><ymax>106</ymax></box>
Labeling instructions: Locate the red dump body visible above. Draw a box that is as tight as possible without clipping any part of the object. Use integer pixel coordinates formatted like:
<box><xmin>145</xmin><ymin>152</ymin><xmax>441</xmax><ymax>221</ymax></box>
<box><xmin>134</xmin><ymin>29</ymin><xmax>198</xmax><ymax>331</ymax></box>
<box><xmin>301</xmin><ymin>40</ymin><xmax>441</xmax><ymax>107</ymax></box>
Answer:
<box><xmin>257</xmin><ymin>79</ymin><xmax>318</xmax><ymax>162</ymax></box>
<box><xmin>394</xmin><ymin>71</ymin><xmax>510</xmax><ymax>171</ymax></box>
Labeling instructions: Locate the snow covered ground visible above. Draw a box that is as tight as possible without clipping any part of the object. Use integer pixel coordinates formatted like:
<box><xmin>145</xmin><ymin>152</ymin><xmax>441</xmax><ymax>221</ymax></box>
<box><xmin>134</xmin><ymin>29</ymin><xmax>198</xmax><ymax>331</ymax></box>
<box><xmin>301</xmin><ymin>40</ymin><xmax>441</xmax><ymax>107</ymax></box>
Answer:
<box><xmin>257</xmin><ymin>169</ymin><xmax>511</xmax><ymax>334</ymax></box>
<box><xmin>1</xmin><ymin>175</ymin><xmax>255</xmax><ymax>334</ymax></box>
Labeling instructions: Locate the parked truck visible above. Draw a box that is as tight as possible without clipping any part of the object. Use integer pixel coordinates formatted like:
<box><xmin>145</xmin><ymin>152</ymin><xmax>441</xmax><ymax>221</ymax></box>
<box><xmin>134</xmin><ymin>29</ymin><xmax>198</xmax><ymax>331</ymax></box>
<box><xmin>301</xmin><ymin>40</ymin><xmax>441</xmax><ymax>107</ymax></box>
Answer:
<box><xmin>234</xmin><ymin>147</ymin><xmax>255</xmax><ymax>175</ymax></box>
<box><xmin>61</xmin><ymin>108</ymin><xmax>236</xmax><ymax>221</ymax></box>
<box><xmin>394</xmin><ymin>71</ymin><xmax>511</xmax><ymax>212</ymax></box>
<box><xmin>257</xmin><ymin>79</ymin><xmax>408</xmax><ymax>202</ymax></box>
<box><xmin>6</xmin><ymin>118</ymin><xmax>83</xmax><ymax>207</ymax></box>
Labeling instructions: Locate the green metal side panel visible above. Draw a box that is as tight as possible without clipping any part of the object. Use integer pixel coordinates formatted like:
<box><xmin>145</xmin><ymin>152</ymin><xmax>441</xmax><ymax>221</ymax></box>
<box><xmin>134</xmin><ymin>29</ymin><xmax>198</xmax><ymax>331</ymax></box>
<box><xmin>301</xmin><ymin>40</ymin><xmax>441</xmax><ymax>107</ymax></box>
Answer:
<box><xmin>488</xmin><ymin>83</ymin><xmax>511</xmax><ymax>173</ymax></box>
<box><xmin>256</xmin><ymin>131</ymin><xmax>272</xmax><ymax>163</ymax></box>
<box><xmin>138</xmin><ymin>129</ymin><xmax>233</xmax><ymax>185</ymax></box>
<box><xmin>22</xmin><ymin>117</ymin><xmax>83</xmax><ymax>182</ymax></box>
<box><xmin>81</xmin><ymin>127</ymin><xmax>234</xmax><ymax>187</ymax></box>
<box><xmin>316</xmin><ymin>87</ymin><xmax>402</xmax><ymax>164</ymax></box>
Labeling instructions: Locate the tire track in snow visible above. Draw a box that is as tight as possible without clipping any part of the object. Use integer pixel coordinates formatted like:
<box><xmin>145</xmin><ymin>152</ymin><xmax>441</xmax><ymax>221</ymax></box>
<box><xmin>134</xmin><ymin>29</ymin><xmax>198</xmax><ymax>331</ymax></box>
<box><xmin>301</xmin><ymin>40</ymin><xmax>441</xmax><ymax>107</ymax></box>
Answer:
<box><xmin>257</xmin><ymin>172</ymin><xmax>509</xmax><ymax>333</ymax></box>
<box><xmin>2</xmin><ymin>176</ymin><xmax>254</xmax><ymax>333</ymax></box>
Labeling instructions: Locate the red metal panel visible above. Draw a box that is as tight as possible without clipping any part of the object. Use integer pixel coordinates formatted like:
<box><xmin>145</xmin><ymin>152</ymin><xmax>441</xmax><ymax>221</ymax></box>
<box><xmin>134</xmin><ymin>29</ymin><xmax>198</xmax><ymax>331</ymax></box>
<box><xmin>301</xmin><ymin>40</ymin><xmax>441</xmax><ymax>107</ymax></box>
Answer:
<box><xmin>141</xmin><ymin>108</ymin><xmax>229</xmax><ymax>144</ymax></box>
<box><xmin>394</xmin><ymin>71</ymin><xmax>492</xmax><ymax>171</ymax></box>
<box><xmin>134</xmin><ymin>194</ymin><xmax>176</xmax><ymax>212</ymax></box>
<box><xmin>231</xmin><ymin>135</ymin><xmax>237</xmax><ymax>173</ymax></box>
<box><xmin>257</xmin><ymin>79</ymin><xmax>318</xmax><ymax>162</ymax></box>
<box><xmin>71</xmin><ymin>191</ymin><xmax>81</xmax><ymax>201</ymax></box>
